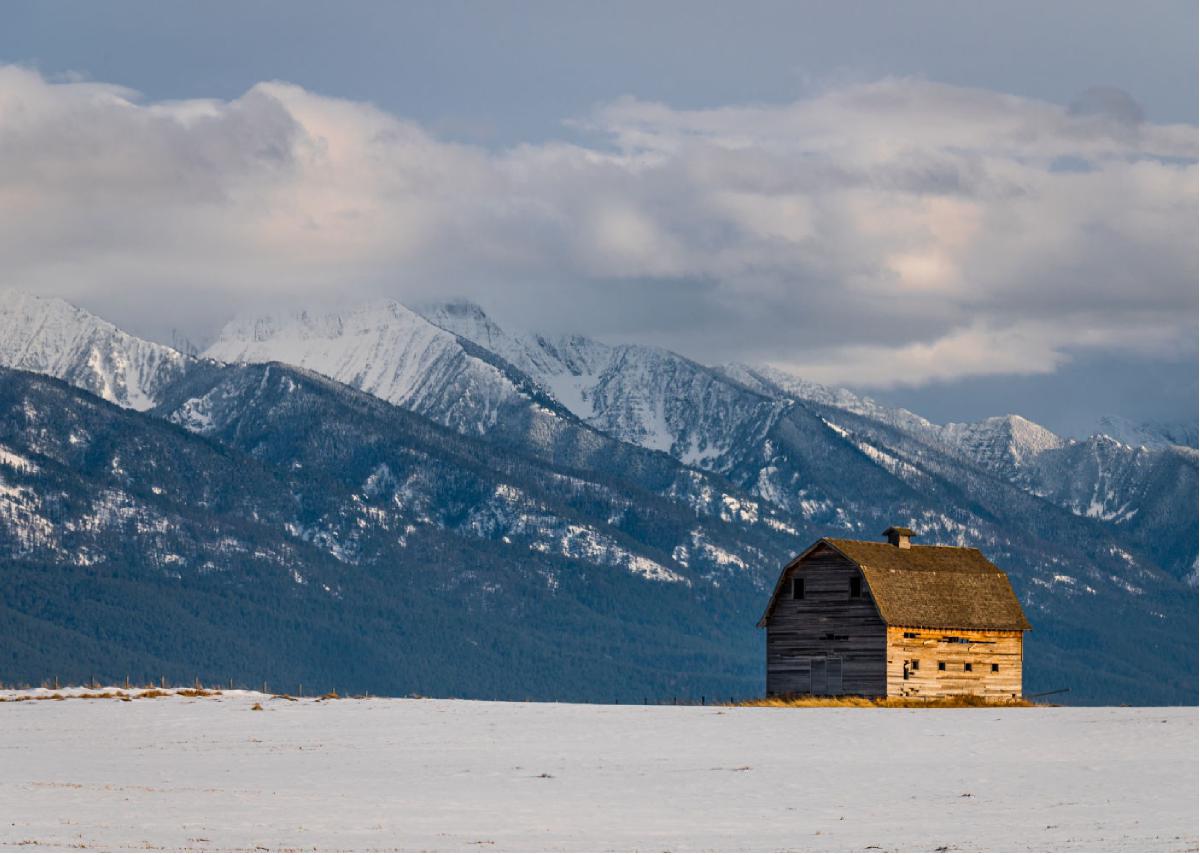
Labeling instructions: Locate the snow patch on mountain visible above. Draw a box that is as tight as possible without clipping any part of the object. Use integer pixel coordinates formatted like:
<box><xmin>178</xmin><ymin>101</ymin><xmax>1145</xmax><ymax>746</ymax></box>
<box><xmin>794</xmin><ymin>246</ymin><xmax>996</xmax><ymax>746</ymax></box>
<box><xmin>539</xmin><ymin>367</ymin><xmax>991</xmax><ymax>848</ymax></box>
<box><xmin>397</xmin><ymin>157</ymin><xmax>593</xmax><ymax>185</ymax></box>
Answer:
<box><xmin>725</xmin><ymin>363</ymin><xmax>940</xmax><ymax>440</ymax></box>
<box><xmin>0</xmin><ymin>445</ymin><xmax>39</xmax><ymax>474</ymax></box>
<box><xmin>464</xmin><ymin>481</ymin><xmax>685</xmax><ymax>583</ymax></box>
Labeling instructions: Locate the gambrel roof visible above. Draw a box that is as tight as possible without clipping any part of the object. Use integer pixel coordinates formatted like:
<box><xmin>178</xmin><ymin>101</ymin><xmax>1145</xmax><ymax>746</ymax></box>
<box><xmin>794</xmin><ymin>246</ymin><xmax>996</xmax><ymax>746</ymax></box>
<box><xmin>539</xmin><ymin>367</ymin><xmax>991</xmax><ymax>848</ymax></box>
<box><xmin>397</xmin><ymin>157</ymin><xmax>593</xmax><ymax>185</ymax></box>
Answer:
<box><xmin>758</xmin><ymin>537</ymin><xmax>1031</xmax><ymax>631</ymax></box>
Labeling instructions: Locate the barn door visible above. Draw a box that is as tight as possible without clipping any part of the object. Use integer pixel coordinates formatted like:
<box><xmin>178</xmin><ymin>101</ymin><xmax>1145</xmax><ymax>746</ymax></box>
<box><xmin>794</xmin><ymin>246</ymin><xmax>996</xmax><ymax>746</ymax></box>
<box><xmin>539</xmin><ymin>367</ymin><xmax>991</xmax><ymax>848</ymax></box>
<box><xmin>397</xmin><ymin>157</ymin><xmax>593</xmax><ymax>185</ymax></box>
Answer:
<box><xmin>827</xmin><ymin>657</ymin><xmax>843</xmax><ymax>696</ymax></box>
<box><xmin>796</xmin><ymin>659</ymin><xmax>811</xmax><ymax>695</ymax></box>
<box><xmin>810</xmin><ymin>658</ymin><xmax>827</xmax><ymax>695</ymax></box>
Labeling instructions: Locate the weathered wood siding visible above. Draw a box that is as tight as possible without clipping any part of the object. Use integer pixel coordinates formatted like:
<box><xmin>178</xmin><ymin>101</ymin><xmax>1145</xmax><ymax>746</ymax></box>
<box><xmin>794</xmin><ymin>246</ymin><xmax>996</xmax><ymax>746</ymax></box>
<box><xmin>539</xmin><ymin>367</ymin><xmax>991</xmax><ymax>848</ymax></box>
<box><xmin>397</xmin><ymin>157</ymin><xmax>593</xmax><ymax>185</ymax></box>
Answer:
<box><xmin>885</xmin><ymin>627</ymin><xmax>1023</xmax><ymax>699</ymax></box>
<box><xmin>765</xmin><ymin>546</ymin><xmax>886</xmax><ymax>697</ymax></box>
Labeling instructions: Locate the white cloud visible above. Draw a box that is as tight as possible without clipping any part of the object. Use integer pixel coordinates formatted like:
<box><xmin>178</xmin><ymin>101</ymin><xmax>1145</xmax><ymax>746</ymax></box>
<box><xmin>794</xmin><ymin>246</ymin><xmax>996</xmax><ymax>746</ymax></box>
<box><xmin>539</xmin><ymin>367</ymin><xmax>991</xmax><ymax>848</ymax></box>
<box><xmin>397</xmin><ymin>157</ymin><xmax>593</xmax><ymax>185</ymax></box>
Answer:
<box><xmin>0</xmin><ymin>66</ymin><xmax>1194</xmax><ymax>386</ymax></box>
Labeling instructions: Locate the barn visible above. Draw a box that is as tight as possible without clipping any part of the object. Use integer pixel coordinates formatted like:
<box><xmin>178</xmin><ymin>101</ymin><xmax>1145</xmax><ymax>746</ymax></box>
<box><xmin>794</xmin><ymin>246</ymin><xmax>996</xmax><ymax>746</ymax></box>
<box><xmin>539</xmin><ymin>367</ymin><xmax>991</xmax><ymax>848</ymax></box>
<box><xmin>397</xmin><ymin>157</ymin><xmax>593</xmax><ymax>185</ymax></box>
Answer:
<box><xmin>758</xmin><ymin>526</ymin><xmax>1031</xmax><ymax>700</ymax></box>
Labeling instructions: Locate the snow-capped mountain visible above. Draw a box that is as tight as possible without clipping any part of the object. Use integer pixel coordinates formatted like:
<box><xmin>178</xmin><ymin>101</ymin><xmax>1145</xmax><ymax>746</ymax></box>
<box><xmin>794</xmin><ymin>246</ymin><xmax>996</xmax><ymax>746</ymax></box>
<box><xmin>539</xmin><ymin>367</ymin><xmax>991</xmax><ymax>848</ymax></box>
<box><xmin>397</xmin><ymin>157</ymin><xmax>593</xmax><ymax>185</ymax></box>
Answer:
<box><xmin>939</xmin><ymin>414</ymin><xmax>1067</xmax><ymax>476</ymax></box>
<box><xmin>203</xmin><ymin>300</ymin><xmax>561</xmax><ymax>437</ymax></box>
<box><xmin>0</xmin><ymin>362</ymin><xmax>804</xmax><ymax>699</ymax></box>
<box><xmin>417</xmin><ymin>305</ymin><xmax>1195</xmax><ymax>566</ymax></box>
<box><xmin>206</xmin><ymin>296</ymin><xmax>1197</xmax><ymax>585</ymax></box>
<box><xmin>0</xmin><ymin>290</ymin><xmax>191</xmax><ymax>410</ymax></box>
<box><xmin>1</xmin><ymin>290</ymin><xmax>1196</xmax><ymax>703</ymax></box>
<box><xmin>1093</xmin><ymin>415</ymin><xmax>1199</xmax><ymax>450</ymax></box>
<box><xmin>151</xmin><ymin>358</ymin><xmax>797</xmax><ymax>585</ymax></box>
<box><xmin>721</xmin><ymin>363</ymin><xmax>943</xmax><ymax>442</ymax></box>
<box><xmin>420</xmin><ymin>300</ymin><xmax>784</xmax><ymax>467</ymax></box>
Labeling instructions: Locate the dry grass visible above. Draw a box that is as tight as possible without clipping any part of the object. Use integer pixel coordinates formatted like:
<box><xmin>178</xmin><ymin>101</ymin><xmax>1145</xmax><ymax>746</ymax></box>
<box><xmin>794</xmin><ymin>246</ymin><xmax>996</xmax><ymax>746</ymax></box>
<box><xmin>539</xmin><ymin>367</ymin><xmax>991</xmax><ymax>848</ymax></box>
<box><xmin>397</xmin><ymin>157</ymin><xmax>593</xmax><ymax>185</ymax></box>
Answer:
<box><xmin>737</xmin><ymin>694</ymin><xmax>1035</xmax><ymax>708</ymax></box>
<box><xmin>1</xmin><ymin>687</ymin><xmax>225</xmax><ymax>703</ymax></box>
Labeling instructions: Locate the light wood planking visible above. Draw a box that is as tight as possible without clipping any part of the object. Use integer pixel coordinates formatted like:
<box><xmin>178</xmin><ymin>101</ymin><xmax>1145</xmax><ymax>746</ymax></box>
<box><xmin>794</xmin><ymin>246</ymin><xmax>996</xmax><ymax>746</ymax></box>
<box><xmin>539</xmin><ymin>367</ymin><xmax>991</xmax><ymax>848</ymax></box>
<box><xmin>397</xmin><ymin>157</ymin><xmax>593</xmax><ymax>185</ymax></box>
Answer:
<box><xmin>885</xmin><ymin>627</ymin><xmax>1023</xmax><ymax>699</ymax></box>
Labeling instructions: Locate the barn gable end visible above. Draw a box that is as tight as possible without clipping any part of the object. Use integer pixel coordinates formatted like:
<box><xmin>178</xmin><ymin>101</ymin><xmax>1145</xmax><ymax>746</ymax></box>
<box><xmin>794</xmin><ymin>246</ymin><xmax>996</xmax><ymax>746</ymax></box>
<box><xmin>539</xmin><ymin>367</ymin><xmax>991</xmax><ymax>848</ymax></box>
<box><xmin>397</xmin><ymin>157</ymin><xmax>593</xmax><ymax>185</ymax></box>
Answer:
<box><xmin>763</xmin><ymin>543</ymin><xmax>888</xmax><ymax>697</ymax></box>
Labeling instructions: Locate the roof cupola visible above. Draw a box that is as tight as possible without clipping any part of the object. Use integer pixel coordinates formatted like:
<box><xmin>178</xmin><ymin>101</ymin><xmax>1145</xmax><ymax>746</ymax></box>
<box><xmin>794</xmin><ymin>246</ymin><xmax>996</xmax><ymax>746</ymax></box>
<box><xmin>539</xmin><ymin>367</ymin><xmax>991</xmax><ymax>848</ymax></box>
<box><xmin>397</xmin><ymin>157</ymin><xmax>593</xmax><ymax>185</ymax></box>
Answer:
<box><xmin>883</xmin><ymin>525</ymin><xmax>915</xmax><ymax>549</ymax></box>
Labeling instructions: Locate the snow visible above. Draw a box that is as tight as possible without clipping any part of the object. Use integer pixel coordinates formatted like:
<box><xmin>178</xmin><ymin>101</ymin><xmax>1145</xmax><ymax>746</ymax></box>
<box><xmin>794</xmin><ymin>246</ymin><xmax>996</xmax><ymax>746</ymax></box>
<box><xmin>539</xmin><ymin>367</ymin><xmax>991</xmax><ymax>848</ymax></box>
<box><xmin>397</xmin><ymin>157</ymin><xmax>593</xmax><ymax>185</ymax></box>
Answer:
<box><xmin>941</xmin><ymin>414</ymin><xmax>1065</xmax><ymax>471</ymax></box>
<box><xmin>0</xmin><ymin>445</ymin><xmax>38</xmax><ymax>473</ymax></box>
<box><xmin>0</xmin><ymin>289</ymin><xmax>190</xmax><ymax>411</ymax></box>
<box><xmin>1093</xmin><ymin>415</ymin><xmax>1199</xmax><ymax>450</ymax></box>
<box><xmin>0</xmin><ymin>692</ymin><xmax>1194</xmax><ymax>852</ymax></box>
<box><xmin>822</xmin><ymin>418</ymin><xmax>925</xmax><ymax>483</ymax></box>
<box><xmin>205</xmin><ymin>300</ymin><xmax>523</xmax><ymax>435</ymax></box>
<box><xmin>421</xmin><ymin>302</ymin><xmax>785</xmax><ymax>466</ymax></box>
<box><xmin>733</xmin><ymin>363</ymin><xmax>941</xmax><ymax>440</ymax></box>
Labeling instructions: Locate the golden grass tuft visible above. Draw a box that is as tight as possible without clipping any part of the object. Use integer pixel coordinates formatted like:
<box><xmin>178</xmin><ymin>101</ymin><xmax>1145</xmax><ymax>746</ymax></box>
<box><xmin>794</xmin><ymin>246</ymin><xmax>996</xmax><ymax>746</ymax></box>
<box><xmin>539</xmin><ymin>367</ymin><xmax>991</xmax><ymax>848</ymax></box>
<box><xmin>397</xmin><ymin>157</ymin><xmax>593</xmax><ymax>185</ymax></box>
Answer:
<box><xmin>251</xmin><ymin>702</ymin><xmax>264</xmax><ymax>711</ymax></box>
<box><xmin>737</xmin><ymin>694</ymin><xmax>1035</xmax><ymax>708</ymax></box>
<box><xmin>318</xmin><ymin>691</ymin><xmax>339</xmax><ymax>701</ymax></box>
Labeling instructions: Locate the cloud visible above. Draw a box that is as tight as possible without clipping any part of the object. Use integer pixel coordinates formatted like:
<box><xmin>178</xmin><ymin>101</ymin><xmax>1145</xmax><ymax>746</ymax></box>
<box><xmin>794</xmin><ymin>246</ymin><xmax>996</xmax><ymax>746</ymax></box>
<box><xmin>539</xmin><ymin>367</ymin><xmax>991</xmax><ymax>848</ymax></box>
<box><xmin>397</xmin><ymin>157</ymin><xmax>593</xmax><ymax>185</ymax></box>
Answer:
<box><xmin>0</xmin><ymin>66</ymin><xmax>1194</xmax><ymax>387</ymax></box>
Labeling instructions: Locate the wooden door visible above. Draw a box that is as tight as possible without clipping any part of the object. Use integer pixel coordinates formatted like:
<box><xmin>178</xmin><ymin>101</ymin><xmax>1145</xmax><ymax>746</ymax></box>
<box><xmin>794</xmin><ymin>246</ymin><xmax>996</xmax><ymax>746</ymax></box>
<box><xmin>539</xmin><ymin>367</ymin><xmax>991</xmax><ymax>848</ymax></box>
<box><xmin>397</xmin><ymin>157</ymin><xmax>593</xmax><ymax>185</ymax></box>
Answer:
<box><xmin>811</xmin><ymin>657</ymin><xmax>827</xmax><ymax>695</ymax></box>
<box><xmin>827</xmin><ymin>657</ymin><xmax>843</xmax><ymax>695</ymax></box>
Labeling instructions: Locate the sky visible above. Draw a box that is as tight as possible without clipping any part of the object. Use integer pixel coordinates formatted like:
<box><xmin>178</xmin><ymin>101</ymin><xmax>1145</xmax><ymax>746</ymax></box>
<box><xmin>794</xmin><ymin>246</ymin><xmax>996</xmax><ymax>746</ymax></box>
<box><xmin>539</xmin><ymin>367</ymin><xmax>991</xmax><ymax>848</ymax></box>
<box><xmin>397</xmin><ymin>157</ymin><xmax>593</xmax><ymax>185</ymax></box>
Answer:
<box><xmin>1</xmin><ymin>0</ymin><xmax>1196</xmax><ymax>435</ymax></box>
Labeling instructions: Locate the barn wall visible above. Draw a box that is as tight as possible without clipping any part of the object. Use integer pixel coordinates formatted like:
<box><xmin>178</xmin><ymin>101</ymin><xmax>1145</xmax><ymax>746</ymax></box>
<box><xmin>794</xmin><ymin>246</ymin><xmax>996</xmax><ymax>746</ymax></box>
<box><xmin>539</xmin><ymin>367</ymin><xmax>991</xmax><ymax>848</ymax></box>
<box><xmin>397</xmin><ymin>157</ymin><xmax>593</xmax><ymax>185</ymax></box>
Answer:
<box><xmin>885</xmin><ymin>627</ymin><xmax>1023</xmax><ymax>699</ymax></box>
<box><xmin>765</xmin><ymin>546</ymin><xmax>886</xmax><ymax>697</ymax></box>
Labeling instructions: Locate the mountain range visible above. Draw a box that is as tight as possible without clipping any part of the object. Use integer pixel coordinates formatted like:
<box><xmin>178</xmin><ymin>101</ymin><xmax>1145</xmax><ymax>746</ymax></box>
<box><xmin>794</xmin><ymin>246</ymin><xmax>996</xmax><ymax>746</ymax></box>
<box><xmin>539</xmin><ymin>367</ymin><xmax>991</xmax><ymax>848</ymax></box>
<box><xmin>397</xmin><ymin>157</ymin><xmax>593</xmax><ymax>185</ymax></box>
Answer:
<box><xmin>1</xmin><ymin>291</ymin><xmax>1196</xmax><ymax>703</ymax></box>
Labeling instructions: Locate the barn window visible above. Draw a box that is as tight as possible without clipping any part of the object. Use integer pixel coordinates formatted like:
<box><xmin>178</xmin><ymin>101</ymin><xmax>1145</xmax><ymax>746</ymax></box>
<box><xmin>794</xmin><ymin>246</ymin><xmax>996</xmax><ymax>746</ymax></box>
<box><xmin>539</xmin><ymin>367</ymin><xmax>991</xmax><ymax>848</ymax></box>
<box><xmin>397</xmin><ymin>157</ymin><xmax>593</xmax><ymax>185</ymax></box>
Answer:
<box><xmin>938</xmin><ymin>661</ymin><xmax>946</xmax><ymax>671</ymax></box>
<box><xmin>991</xmin><ymin>664</ymin><xmax>1000</xmax><ymax>673</ymax></box>
<box><xmin>911</xmin><ymin>660</ymin><xmax>920</xmax><ymax>670</ymax></box>
<box><xmin>791</xmin><ymin>578</ymin><xmax>805</xmax><ymax>599</ymax></box>
<box><xmin>964</xmin><ymin>662</ymin><xmax>973</xmax><ymax>672</ymax></box>
<box><xmin>903</xmin><ymin>632</ymin><xmax>919</xmax><ymax>639</ymax></box>
<box><xmin>849</xmin><ymin>576</ymin><xmax>862</xmax><ymax>598</ymax></box>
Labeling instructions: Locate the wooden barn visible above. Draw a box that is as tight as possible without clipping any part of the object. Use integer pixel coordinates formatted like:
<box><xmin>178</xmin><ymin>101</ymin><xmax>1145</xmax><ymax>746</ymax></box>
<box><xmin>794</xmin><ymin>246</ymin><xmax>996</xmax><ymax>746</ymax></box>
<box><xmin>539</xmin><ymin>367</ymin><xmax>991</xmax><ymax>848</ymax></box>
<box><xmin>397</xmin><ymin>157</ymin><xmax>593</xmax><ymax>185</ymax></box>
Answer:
<box><xmin>758</xmin><ymin>526</ymin><xmax>1031</xmax><ymax>700</ymax></box>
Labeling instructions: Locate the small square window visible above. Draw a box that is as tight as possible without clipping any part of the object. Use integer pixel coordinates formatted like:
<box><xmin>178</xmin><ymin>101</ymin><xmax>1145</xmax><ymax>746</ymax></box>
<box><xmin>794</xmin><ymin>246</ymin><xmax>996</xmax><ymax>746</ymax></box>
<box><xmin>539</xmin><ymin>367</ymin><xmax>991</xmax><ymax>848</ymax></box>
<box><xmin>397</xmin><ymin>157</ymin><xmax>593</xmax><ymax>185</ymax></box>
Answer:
<box><xmin>903</xmin><ymin>632</ymin><xmax>919</xmax><ymax>639</ymax></box>
<box><xmin>964</xmin><ymin>662</ymin><xmax>973</xmax><ymax>672</ymax></box>
<box><xmin>849</xmin><ymin>577</ymin><xmax>862</xmax><ymax>598</ymax></box>
<box><xmin>791</xmin><ymin>578</ymin><xmax>804</xmax><ymax>599</ymax></box>
<box><xmin>911</xmin><ymin>660</ymin><xmax>920</xmax><ymax>670</ymax></box>
<box><xmin>991</xmin><ymin>663</ymin><xmax>1000</xmax><ymax>673</ymax></box>
<box><xmin>937</xmin><ymin>662</ymin><xmax>946</xmax><ymax>671</ymax></box>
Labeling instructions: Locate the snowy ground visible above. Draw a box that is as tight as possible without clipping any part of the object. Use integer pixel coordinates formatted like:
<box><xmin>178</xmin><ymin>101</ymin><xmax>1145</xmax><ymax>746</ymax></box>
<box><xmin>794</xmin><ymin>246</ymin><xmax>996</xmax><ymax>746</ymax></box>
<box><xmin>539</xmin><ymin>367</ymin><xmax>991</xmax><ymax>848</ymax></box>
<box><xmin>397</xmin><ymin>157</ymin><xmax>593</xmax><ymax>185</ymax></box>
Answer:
<box><xmin>0</xmin><ymin>689</ymin><xmax>1195</xmax><ymax>852</ymax></box>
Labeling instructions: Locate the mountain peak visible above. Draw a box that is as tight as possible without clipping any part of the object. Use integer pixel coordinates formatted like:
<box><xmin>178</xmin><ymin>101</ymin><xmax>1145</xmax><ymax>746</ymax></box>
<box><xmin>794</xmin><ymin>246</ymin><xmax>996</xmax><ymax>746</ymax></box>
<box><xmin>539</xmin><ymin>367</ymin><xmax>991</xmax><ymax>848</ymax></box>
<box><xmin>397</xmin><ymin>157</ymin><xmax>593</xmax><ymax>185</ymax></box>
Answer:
<box><xmin>421</xmin><ymin>298</ymin><xmax>490</xmax><ymax>320</ymax></box>
<box><xmin>1092</xmin><ymin>414</ymin><xmax>1198</xmax><ymax>450</ymax></box>
<box><xmin>0</xmin><ymin>289</ymin><xmax>190</xmax><ymax>410</ymax></box>
<box><xmin>204</xmin><ymin>298</ymin><xmax>543</xmax><ymax>436</ymax></box>
<box><xmin>941</xmin><ymin>413</ymin><xmax>1063</xmax><ymax>471</ymax></box>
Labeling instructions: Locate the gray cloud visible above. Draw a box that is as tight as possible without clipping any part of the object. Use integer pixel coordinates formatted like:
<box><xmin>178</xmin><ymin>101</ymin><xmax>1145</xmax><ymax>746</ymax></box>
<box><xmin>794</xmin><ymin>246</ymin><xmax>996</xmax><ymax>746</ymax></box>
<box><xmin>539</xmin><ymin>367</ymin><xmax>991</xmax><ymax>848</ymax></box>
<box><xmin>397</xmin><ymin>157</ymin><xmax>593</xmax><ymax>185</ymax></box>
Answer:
<box><xmin>1069</xmin><ymin>86</ymin><xmax>1146</xmax><ymax>125</ymax></box>
<box><xmin>0</xmin><ymin>66</ymin><xmax>1195</xmax><ymax>389</ymax></box>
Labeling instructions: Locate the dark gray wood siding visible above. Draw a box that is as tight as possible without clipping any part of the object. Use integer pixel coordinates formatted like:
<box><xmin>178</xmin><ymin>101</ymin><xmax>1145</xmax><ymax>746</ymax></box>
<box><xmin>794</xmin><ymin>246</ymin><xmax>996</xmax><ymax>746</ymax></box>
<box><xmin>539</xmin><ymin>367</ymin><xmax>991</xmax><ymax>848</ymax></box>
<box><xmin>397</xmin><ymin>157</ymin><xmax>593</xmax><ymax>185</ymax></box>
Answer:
<box><xmin>764</xmin><ymin>545</ymin><xmax>887</xmax><ymax>697</ymax></box>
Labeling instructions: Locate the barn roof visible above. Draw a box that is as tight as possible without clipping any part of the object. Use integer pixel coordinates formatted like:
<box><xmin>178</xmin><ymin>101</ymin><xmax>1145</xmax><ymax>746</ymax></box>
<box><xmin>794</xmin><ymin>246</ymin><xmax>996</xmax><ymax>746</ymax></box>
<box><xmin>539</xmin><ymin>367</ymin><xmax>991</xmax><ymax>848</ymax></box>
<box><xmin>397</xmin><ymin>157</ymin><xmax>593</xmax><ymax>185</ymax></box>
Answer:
<box><xmin>758</xmin><ymin>537</ymin><xmax>1031</xmax><ymax>631</ymax></box>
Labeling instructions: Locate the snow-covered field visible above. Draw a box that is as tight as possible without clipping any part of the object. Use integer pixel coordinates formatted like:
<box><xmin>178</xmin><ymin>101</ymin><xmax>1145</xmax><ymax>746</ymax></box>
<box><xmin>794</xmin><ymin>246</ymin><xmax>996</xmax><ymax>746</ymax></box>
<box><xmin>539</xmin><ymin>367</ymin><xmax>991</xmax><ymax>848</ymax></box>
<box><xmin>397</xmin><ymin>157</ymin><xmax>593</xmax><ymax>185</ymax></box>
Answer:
<box><xmin>0</xmin><ymin>690</ymin><xmax>1195</xmax><ymax>852</ymax></box>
